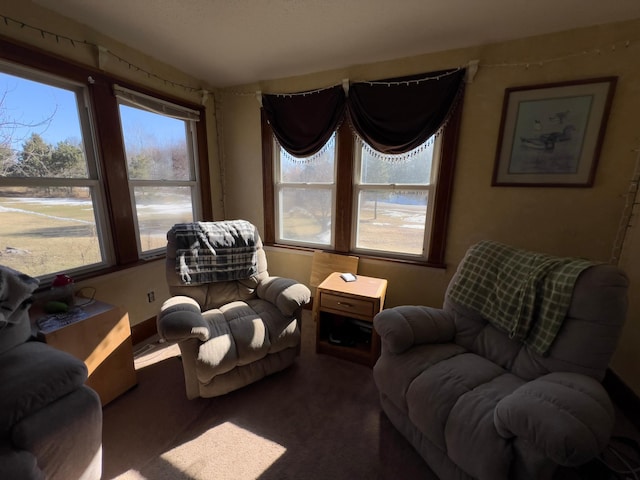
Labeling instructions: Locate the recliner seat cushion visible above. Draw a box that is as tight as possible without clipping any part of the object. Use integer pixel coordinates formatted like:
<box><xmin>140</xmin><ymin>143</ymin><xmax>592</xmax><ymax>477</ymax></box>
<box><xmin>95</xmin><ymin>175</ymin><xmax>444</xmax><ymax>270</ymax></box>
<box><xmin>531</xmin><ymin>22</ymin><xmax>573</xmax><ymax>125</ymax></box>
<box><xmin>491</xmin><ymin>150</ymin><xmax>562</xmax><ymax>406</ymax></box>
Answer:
<box><xmin>406</xmin><ymin>353</ymin><xmax>507</xmax><ymax>448</ymax></box>
<box><xmin>247</xmin><ymin>298</ymin><xmax>300</xmax><ymax>351</ymax></box>
<box><xmin>390</xmin><ymin>349</ymin><xmax>527</xmax><ymax>480</ymax></box>
<box><xmin>195</xmin><ymin>300</ymin><xmax>300</xmax><ymax>385</ymax></box>
<box><xmin>374</xmin><ymin>343</ymin><xmax>466</xmax><ymax>414</ymax></box>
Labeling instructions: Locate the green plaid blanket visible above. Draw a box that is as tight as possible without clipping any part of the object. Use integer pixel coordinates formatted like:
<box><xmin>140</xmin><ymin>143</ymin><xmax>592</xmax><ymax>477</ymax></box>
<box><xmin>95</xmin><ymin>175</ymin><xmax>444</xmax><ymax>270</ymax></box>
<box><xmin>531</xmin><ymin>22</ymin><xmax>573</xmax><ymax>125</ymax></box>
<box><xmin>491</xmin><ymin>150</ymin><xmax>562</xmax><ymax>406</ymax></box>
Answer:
<box><xmin>172</xmin><ymin>220</ymin><xmax>258</xmax><ymax>285</ymax></box>
<box><xmin>448</xmin><ymin>241</ymin><xmax>593</xmax><ymax>356</ymax></box>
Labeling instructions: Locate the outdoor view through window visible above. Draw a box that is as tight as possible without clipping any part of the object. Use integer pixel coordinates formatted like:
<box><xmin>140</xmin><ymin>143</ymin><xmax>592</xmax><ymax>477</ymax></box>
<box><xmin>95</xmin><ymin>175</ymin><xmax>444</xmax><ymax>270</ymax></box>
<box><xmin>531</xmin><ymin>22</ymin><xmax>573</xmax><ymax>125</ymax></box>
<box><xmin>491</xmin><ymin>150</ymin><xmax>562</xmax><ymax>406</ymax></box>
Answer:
<box><xmin>0</xmin><ymin>69</ymin><xmax>105</xmax><ymax>278</ymax></box>
<box><xmin>118</xmin><ymin>102</ymin><xmax>195</xmax><ymax>255</ymax></box>
<box><xmin>355</xmin><ymin>140</ymin><xmax>435</xmax><ymax>256</ymax></box>
<box><xmin>277</xmin><ymin>135</ymin><xmax>336</xmax><ymax>246</ymax></box>
<box><xmin>276</xmin><ymin>133</ymin><xmax>436</xmax><ymax>257</ymax></box>
<box><xmin>0</xmin><ymin>68</ymin><xmax>196</xmax><ymax>278</ymax></box>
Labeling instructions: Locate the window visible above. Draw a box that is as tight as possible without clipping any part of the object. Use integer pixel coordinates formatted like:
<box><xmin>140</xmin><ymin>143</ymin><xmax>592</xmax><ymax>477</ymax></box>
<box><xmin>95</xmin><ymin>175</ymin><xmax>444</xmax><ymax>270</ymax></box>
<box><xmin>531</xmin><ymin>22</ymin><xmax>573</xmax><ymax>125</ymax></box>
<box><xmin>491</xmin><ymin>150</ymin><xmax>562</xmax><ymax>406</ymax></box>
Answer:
<box><xmin>262</xmin><ymin>70</ymin><xmax>464</xmax><ymax>266</ymax></box>
<box><xmin>353</xmin><ymin>137</ymin><xmax>438</xmax><ymax>257</ymax></box>
<box><xmin>0</xmin><ymin>37</ymin><xmax>210</xmax><ymax>281</ymax></box>
<box><xmin>270</xmin><ymin>130</ymin><xmax>447</xmax><ymax>262</ymax></box>
<box><xmin>0</xmin><ymin>64</ymin><xmax>110</xmax><ymax>277</ymax></box>
<box><xmin>116</xmin><ymin>86</ymin><xmax>201</xmax><ymax>256</ymax></box>
<box><xmin>275</xmin><ymin>135</ymin><xmax>336</xmax><ymax>247</ymax></box>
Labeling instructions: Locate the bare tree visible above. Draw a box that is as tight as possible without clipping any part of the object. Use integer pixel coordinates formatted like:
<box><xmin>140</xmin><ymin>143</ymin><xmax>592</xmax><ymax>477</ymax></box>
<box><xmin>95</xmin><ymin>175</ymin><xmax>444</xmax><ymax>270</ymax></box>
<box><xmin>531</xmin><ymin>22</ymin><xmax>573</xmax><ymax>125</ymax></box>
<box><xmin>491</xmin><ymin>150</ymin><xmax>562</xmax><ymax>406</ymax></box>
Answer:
<box><xmin>0</xmin><ymin>88</ymin><xmax>57</xmax><ymax>177</ymax></box>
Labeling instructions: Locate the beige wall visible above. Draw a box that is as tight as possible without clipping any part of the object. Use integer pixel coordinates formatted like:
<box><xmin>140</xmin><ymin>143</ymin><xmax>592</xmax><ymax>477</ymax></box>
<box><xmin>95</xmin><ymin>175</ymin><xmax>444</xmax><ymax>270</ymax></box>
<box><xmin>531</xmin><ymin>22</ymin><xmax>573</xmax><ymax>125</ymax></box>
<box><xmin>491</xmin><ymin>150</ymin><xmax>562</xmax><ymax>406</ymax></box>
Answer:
<box><xmin>2</xmin><ymin>3</ymin><xmax>639</xmax><ymax>395</ymax></box>
<box><xmin>219</xmin><ymin>20</ymin><xmax>640</xmax><ymax>394</ymax></box>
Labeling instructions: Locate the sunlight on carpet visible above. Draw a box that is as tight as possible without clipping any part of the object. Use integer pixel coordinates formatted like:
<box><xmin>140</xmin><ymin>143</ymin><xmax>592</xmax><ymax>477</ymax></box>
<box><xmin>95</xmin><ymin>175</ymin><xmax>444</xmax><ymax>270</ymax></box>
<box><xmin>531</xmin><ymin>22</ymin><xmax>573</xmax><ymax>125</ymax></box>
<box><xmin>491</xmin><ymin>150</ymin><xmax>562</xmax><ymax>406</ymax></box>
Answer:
<box><xmin>161</xmin><ymin>422</ymin><xmax>286</xmax><ymax>479</ymax></box>
<box><xmin>116</xmin><ymin>422</ymin><xmax>287</xmax><ymax>480</ymax></box>
<box><xmin>114</xmin><ymin>471</ymin><xmax>146</xmax><ymax>480</ymax></box>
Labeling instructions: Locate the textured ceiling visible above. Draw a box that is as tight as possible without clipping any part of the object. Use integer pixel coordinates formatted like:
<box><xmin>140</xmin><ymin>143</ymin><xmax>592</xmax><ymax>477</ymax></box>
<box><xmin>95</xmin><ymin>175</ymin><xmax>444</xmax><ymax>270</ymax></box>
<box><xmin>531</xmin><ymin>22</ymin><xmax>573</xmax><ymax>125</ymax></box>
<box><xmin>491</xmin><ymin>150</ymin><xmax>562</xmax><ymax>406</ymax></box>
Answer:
<box><xmin>33</xmin><ymin>0</ymin><xmax>640</xmax><ymax>87</ymax></box>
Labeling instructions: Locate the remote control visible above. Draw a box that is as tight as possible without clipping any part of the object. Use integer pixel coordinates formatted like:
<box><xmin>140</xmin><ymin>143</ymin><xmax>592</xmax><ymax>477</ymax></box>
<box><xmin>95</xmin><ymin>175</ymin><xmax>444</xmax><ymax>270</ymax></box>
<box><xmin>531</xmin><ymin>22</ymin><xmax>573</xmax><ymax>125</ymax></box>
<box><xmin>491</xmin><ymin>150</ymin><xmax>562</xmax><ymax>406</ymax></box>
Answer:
<box><xmin>340</xmin><ymin>273</ymin><xmax>357</xmax><ymax>282</ymax></box>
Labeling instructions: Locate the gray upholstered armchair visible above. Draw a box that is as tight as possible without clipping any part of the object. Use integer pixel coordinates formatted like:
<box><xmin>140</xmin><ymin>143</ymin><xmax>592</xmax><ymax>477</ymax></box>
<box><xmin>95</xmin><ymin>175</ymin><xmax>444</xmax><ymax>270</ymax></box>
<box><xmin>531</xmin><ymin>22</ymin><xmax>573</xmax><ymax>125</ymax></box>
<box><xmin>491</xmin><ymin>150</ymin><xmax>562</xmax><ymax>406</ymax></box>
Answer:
<box><xmin>0</xmin><ymin>266</ymin><xmax>102</xmax><ymax>480</ymax></box>
<box><xmin>157</xmin><ymin>220</ymin><xmax>311</xmax><ymax>399</ymax></box>
<box><xmin>373</xmin><ymin>241</ymin><xmax>629</xmax><ymax>480</ymax></box>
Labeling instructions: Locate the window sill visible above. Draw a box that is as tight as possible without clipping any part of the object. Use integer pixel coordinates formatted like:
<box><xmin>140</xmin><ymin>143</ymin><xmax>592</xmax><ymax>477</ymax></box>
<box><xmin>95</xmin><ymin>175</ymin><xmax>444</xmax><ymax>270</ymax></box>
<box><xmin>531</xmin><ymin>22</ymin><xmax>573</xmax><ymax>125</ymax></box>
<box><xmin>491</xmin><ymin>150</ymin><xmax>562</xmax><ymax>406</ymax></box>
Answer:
<box><xmin>263</xmin><ymin>242</ymin><xmax>446</xmax><ymax>269</ymax></box>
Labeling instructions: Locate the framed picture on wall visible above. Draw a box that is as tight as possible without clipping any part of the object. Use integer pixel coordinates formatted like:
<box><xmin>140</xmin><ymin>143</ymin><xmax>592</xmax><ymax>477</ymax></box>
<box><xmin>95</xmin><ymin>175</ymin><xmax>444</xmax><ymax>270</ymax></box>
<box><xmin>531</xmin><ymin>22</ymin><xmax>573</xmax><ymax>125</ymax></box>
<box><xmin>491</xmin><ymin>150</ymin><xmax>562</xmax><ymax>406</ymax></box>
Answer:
<box><xmin>492</xmin><ymin>77</ymin><xmax>617</xmax><ymax>187</ymax></box>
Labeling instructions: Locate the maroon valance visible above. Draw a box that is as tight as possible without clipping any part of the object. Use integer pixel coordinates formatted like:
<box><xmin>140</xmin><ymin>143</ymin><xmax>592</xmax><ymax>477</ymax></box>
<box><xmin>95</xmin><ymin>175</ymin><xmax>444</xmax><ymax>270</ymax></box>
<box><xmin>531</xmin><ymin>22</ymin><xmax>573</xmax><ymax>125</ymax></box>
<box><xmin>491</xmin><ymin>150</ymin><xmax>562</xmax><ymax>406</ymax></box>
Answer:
<box><xmin>262</xmin><ymin>85</ymin><xmax>346</xmax><ymax>158</ymax></box>
<box><xmin>347</xmin><ymin>68</ymin><xmax>466</xmax><ymax>155</ymax></box>
<box><xmin>261</xmin><ymin>68</ymin><xmax>466</xmax><ymax>157</ymax></box>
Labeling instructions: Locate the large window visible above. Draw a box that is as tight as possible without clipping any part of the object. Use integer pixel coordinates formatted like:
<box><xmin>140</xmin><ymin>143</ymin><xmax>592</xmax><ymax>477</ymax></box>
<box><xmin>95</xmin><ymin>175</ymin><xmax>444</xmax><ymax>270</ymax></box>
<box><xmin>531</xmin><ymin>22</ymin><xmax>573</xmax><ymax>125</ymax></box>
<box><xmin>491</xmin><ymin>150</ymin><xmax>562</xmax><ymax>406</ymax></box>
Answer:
<box><xmin>262</xmin><ymin>71</ymin><xmax>464</xmax><ymax>266</ymax></box>
<box><xmin>0</xmin><ymin>38</ymin><xmax>210</xmax><ymax>281</ymax></box>
<box><xmin>353</xmin><ymin>138</ymin><xmax>438</xmax><ymax>257</ymax></box>
<box><xmin>275</xmin><ymin>135</ymin><xmax>336</xmax><ymax>246</ymax></box>
<box><xmin>117</xmin><ymin>86</ymin><xmax>201</xmax><ymax>256</ymax></box>
<box><xmin>0</xmin><ymin>64</ymin><xmax>109</xmax><ymax>277</ymax></box>
<box><xmin>272</xmin><ymin>133</ymin><xmax>441</xmax><ymax>259</ymax></box>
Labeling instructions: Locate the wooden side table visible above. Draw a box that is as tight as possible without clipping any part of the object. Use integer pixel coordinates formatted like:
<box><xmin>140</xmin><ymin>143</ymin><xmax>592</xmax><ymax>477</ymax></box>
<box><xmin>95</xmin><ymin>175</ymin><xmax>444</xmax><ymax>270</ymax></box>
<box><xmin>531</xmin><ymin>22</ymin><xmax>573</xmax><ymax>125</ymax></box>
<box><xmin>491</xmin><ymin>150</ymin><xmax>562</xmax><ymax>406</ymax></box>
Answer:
<box><xmin>313</xmin><ymin>272</ymin><xmax>387</xmax><ymax>367</ymax></box>
<box><xmin>31</xmin><ymin>299</ymin><xmax>137</xmax><ymax>406</ymax></box>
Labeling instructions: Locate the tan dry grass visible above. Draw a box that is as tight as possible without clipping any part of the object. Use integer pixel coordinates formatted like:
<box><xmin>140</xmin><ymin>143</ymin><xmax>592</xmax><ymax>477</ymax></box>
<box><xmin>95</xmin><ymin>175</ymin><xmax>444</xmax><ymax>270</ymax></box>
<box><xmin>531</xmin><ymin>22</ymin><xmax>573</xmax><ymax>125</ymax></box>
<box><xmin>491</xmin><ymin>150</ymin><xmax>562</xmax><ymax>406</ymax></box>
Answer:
<box><xmin>0</xmin><ymin>204</ymin><xmax>102</xmax><ymax>277</ymax></box>
<box><xmin>283</xmin><ymin>202</ymin><xmax>425</xmax><ymax>254</ymax></box>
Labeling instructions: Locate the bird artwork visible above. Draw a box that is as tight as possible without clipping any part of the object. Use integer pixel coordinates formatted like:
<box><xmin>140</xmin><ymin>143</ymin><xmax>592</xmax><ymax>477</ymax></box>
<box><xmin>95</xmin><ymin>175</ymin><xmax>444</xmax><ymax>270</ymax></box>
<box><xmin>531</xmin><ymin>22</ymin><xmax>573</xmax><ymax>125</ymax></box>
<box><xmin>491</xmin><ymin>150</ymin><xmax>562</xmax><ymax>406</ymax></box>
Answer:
<box><xmin>521</xmin><ymin>112</ymin><xmax>576</xmax><ymax>151</ymax></box>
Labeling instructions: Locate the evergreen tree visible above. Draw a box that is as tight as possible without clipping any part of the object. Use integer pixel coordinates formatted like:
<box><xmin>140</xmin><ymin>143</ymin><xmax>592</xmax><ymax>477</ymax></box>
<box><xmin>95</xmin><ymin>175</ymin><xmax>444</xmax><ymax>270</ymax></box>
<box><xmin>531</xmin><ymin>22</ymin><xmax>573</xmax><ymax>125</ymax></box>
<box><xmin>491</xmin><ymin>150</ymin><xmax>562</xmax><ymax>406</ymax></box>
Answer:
<box><xmin>17</xmin><ymin>133</ymin><xmax>52</xmax><ymax>177</ymax></box>
<box><xmin>51</xmin><ymin>140</ymin><xmax>86</xmax><ymax>177</ymax></box>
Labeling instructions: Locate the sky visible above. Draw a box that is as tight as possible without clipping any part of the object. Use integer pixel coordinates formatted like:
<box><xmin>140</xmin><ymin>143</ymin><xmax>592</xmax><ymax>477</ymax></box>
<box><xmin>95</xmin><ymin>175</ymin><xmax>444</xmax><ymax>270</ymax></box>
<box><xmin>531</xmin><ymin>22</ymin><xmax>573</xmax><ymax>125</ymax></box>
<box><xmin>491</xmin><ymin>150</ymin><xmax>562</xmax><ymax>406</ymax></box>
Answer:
<box><xmin>0</xmin><ymin>71</ymin><xmax>185</xmax><ymax>151</ymax></box>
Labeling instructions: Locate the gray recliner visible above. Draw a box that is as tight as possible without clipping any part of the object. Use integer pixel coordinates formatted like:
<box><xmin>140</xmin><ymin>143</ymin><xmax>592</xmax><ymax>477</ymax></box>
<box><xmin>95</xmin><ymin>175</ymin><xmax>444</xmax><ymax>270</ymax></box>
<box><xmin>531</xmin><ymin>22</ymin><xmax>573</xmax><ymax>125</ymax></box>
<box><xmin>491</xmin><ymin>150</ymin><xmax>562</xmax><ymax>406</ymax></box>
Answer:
<box><xmin>157</xmin><ymin>220</ymin><xmax>311</xmax><ymax>399</ymax></box>
<box><xmin>373</xmin><ymin>241</ymin><xmax>629</xmax><ymax>480</ymax></box>
<box><xmin>0</xmin><ymin>266</ymin><xmax>102</xmax><ymax>480</ymax></box>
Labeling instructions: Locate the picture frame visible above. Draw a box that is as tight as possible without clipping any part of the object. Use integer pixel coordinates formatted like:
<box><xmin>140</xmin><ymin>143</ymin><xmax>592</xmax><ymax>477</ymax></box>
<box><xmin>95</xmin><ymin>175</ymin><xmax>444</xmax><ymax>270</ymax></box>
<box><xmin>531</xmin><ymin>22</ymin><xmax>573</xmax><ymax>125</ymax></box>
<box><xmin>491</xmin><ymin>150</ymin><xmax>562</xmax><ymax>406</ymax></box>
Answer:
<box><xmin>492</xmin><ymin>77</ymin><xmax>617</xmax><ymax>187</ymax></box>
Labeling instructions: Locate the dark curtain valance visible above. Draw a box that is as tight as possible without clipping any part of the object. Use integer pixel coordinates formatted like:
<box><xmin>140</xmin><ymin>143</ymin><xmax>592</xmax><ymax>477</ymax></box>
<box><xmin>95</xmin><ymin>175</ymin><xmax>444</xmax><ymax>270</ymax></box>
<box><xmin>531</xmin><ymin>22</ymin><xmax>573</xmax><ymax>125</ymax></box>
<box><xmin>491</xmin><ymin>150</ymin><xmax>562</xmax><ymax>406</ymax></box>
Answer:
<box><xmin>261</xmin><ymin>68</ymin><xmax>466</xmax><ymax>157</ymax></box>
<box><xmin>262</xmin><ymin>85</ymin><xmax>346</xmax><ymax>158</ymax></box>
<box><xmin>347</xmin><ymin>68</ymin><xmax>466</xmax><ymax>155</ymax></box>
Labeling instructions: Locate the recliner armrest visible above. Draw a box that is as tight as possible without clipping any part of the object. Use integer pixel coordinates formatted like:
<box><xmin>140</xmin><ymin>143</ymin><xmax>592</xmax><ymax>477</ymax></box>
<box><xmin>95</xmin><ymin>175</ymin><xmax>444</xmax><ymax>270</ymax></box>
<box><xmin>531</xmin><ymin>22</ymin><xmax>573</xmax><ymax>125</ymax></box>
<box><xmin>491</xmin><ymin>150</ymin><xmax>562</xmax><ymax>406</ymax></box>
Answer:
<box><xmin>157</xmin><ymin>296</ymin><xmax>210</xmax><ymax>342</ymax></box>
<box><xmin>373</xmin><ymin>305</ymin><xmax>456</xmax><ymax>354</ymax></box>
<box><xmin>256</xmin><ymin>277</ymin><xmax>311</xmax><ymax>317</ymax></box>
<box><xmin>494</xmin><ymin>372</ymin><xmax>614</xmax><ymax>466</ymax></box>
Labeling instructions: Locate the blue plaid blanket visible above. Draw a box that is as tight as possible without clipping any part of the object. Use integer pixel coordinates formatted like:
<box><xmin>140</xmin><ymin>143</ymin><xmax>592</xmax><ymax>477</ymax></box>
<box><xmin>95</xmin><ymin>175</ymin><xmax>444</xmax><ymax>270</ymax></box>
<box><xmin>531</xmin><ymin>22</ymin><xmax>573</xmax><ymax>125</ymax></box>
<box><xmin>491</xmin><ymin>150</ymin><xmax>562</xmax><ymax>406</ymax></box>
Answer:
<box><xmin>448</xmin><ymin>240</ymin><xmax>594</xmax><ymax>356</ymax></box>
<box><xmin>172</xmin><ymin>221</ymin><xmax>258</xmax><ymax>285</ymax></box>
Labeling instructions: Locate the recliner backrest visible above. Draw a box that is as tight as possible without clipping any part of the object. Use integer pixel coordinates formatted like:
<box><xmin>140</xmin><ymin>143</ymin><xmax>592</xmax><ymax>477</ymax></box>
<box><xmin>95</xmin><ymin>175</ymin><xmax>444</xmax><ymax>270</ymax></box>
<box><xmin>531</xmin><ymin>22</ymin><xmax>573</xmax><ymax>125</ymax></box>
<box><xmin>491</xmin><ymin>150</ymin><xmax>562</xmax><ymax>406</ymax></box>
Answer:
<box><xmin>444</xmin><ymin>256</ymin><xmax>628</xmax><ymax>382</ymax></box>
<box><xmin>165</xmin><ymin>222</ymin><xmax>270</xmax><ymax>311</ymax></box>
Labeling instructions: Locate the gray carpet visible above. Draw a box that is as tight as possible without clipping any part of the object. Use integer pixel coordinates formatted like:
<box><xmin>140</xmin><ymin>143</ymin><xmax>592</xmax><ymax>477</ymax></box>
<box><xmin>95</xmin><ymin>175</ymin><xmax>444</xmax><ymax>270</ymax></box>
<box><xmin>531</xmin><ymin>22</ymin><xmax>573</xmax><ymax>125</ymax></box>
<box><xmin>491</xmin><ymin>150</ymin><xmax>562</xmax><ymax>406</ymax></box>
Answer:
<box><xmin>101</xmin><ymin>311</ymin><xmax>639</xmax><ymax>480</ymax></box>
<box><xmin>102</xmin><ymin>311</ymin><xmax>433</xmax><ymax>479</ymax></box>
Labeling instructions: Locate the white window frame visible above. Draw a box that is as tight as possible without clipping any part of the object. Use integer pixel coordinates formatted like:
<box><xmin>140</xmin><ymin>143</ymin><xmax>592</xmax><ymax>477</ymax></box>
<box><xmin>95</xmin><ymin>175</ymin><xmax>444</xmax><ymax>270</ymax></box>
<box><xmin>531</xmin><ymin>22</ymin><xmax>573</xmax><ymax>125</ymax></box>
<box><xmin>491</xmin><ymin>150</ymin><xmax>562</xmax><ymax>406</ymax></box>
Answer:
<box><xmin>115</xmin><ymin>86</ymin><xmax>202</xmax><ymax>258</ymax></box>
<box><xmin>351</xmin><ymin>135</ymin><xmax>442</xmax><ymax>261</ymax></box>
<box><xmin>0</xmin><ymin>61</ymin><xmax>113</xmax><ymax>280</ymax></box>
<box><xmin>274</xmin><ymin>135</ymin><xmax>337</xmax><ymax>249</ymax></box>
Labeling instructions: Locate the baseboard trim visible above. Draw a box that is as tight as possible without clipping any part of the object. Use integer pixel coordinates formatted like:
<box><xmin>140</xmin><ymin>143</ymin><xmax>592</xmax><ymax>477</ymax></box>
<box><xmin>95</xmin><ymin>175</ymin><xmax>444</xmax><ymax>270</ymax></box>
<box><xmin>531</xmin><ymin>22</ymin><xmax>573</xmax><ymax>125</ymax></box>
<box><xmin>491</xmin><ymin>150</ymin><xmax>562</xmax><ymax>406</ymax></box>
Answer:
<box><xmin>131</xmin><ymin>316</ymin><xmax>158</xmax><ymax>346</ymax></box>
<box><xmin>603</xmin><ymin>368</ymin><xmax>640</xmax><ymax>430</ymax></box>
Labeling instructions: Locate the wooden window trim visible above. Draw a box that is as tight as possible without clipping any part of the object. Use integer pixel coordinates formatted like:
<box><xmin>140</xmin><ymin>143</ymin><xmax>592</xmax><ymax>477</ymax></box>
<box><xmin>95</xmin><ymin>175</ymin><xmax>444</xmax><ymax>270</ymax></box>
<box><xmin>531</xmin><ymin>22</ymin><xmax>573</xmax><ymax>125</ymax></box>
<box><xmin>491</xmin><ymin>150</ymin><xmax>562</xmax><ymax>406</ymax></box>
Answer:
<box><xmin>261</xmin><ymin>100</ymin><xmax>463</xmax><ymax>267</ymax></box>
<box><xmin>0</xmin><ymin>35</ymin><xmax>211</xmax><ymax>277</ymax></box>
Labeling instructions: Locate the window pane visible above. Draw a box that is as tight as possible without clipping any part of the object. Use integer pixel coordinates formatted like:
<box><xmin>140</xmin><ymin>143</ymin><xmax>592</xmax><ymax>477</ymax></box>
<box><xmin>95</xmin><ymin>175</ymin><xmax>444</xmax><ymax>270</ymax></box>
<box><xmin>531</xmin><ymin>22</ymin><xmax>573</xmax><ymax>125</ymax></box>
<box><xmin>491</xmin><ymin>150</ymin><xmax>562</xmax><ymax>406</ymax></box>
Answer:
<box><xmin>0</xmin><ymin>72</ymin><xmax>89</xmax><ymax>179</ymax></box>
<box><xmin>119</xmin><ymin>104</ymin><xmax>191</xmax><ymax>181</ymax></box>
<box><xmin>355</xmin><ymin>190</ymin><xmax>428</xmax><ymax>255</ymax></box>
<box><xmin>280</xmin><ymin>135</ymin><xmax>335</xmax><ymax>183</ymax></box>
<box><xmin>134</xmin><ymin>186</ymin><xmax>193</xmax><ymax>252</ymax></box>
<box><xmin>0</xmin><ymin>186</ymin><xmax>103</xmax><ymax>276</ymax></box>
<box><xmin>361</xmin><ymin>140</ymin><xmax>433</xmax><ymax>184</ymax></box>
<box><xmin>279</xmin><ymin>187</ymin><xmax>332</xmax><ymax>245</ymax></box>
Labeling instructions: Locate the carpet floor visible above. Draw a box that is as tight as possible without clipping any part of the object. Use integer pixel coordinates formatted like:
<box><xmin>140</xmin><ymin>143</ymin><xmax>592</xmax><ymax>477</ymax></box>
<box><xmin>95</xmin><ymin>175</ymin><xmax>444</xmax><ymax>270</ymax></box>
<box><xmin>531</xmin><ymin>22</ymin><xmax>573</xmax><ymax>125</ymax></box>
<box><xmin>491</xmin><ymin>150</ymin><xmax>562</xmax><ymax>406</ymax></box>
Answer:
<box><xmin>101</xmin><ymin>311</ymin><xmax>639</xmax><ymax>480</ymax></box>
<box><xmin>102</xmin><ymin>311</ymin><xmax>433</xmax><ymax>480</ymax></box>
